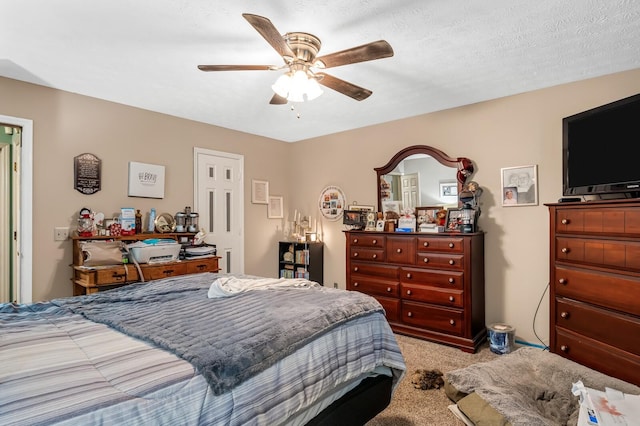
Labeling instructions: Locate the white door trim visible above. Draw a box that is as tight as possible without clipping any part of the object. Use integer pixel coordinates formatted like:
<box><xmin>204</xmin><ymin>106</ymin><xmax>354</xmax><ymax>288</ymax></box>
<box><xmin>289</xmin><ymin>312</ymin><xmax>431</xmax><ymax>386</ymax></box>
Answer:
<box><xmin>0</xmin><ymin>114</ymin><xmax>33</xmax><ymax>303</ymax></box>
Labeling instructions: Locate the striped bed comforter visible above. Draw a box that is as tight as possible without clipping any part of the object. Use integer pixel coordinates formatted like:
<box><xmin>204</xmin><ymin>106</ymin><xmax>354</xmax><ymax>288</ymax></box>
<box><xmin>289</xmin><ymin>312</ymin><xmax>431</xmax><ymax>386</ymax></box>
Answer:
<box><xmin>0</xmin><ymin>274</ymin><xmax>406</xmax><ymax>425</ymax></box>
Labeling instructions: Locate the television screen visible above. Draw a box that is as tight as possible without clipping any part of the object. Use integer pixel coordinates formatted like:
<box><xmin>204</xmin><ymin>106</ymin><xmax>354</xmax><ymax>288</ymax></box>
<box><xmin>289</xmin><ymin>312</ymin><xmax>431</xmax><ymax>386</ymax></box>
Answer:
<box><xmin>563</xmin><ymin>93</ymin><xmax>640</xmax><ymax>197</ymax></box>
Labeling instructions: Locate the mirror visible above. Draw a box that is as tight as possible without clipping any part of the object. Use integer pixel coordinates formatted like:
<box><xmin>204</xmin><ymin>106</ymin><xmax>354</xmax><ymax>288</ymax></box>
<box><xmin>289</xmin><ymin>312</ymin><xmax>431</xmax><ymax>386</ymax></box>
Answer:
<box><xmin>375</xmin><ymin>145</ymin><xmax>474</xmax><ymax>212</ymax></box>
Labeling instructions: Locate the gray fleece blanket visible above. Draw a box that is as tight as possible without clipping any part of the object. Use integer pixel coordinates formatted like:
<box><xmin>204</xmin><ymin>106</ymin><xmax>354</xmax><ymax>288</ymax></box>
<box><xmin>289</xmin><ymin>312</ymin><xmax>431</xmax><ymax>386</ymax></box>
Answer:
<box><xmin>446</xmin><ymin>347</ymin><xmax>640</xmax><ymax>426</ymax></box>
<box><xmin>53</xmin><ymin>273</ymin><xmax>383</xmax><ymax>396</ymax></box>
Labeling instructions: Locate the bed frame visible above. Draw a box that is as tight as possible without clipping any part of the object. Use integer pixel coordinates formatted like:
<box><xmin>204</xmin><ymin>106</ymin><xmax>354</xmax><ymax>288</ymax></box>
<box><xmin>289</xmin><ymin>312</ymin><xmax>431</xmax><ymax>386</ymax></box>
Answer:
<box><xmin>308</xmin><ymin>375</ymin><xmax>393</xmax><ymax>425</ymax></box>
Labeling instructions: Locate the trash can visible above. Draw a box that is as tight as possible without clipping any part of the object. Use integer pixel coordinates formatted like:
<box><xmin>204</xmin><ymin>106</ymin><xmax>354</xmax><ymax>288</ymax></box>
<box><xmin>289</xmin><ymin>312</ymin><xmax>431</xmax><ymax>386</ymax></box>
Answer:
<box><xmin>487</xmin><ymin>323</ymin><xmax>516</xmax><ymax>355</ymax></box>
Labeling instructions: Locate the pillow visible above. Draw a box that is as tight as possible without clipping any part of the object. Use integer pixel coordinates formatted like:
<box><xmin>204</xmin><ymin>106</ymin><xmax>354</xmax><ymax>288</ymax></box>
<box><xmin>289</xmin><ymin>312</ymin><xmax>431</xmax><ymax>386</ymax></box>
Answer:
<box><xmin>457</xmin><ymin>392</ymin><xmax>511</xmax><ymax>426</ymax></box>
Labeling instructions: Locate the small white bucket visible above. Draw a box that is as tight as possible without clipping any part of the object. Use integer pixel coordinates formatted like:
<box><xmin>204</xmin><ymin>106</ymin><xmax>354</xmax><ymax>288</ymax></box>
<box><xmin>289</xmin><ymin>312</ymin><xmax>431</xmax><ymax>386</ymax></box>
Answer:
<box><xmin>487</xmin><ymin>323</ymin><xmax>515</xmax><ymax>355</ymax></box>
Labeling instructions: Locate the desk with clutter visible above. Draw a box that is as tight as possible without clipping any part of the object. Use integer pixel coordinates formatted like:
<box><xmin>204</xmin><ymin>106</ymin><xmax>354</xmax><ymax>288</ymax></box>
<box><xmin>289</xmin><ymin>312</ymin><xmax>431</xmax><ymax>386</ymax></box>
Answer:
<box><xmin>71</xmin><ymin>206</ymin><xmax>219</xmax><ymax>296</ymax></box>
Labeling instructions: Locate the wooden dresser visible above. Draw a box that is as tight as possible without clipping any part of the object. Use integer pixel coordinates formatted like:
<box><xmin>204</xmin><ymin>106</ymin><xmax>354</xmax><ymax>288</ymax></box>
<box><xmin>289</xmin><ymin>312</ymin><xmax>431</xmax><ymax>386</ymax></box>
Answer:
<box><xmin>345</xmin><ymin>230</ymin><xmax>485</xmax><ymax>353</ymax></box>
<box><xmin>71</xmin><ymin>233</ymin><xmax>220</xmax><ymax>296</ymax></box>
<box><xmin>548</xmin><ymin>199</ymin><xmax>640</xmax><ymax>386</ymax></box>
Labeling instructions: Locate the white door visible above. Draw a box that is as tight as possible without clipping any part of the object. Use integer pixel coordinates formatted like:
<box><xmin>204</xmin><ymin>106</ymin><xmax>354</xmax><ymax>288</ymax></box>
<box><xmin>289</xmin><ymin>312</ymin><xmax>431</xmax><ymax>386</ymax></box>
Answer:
<box><xmin>0</xmin><ymin>115</ymin><xmax>32</xmax><ymax>304</ymax></box>
<box><xmin>194</xmin><ymin>148</ymin><xmax>244</xmax><ymax>274</ymax></box>
<box><xmin>400</xmin><ymin>173</ymin><xmax>420</xmax><ymax>210</ymax></box>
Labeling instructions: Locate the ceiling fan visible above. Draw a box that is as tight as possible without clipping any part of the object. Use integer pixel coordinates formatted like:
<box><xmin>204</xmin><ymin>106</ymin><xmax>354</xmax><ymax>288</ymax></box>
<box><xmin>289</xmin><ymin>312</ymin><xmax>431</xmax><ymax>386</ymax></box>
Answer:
<box><xmin>198</xmin><ymin>14</ymin><xmax>394</xmax><ymax>104</ymax></box>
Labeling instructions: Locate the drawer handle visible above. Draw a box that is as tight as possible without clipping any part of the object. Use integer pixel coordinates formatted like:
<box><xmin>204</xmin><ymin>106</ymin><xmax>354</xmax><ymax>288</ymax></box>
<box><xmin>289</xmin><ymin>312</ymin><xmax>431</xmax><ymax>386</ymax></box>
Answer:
<box><xmin>449</xmin><ymin>319</ymin><xmax>456</xmax><ymax>326</ymax></box>
<box><xmin>449</xmin><ymin>243</ymin><xmax>454</xmax><ymax>248</ymax></box>
<box><xmin>354</xmin><ymin>266</ymin><xmax>359</xmax><ymax>272</ymax></box>
<box><xmin>396</xmin><ymin>248</ymin><xmax>402</xmax><ymax>253</ymax></box>
<box><xmin>353</xmin><ymin>282</ymin><xmax>359</xmax><ymax>287</ymax></box>
<box><xmin>354</xmin><ymin>252</ymin><xmax>359</xmax><ymax>257</ymax></box>
<box><xmin>386</xmin><ymin>287</ymin><xmax>392</xmax><ymax>292</ymax></box>
<box><xmin>561</xmin><ymin>219</ymin><xmax>569</xmax><ymax>225</ymax></box>
<box><xmin>406</xmin><ymin>273</ymin><xmax>412</xmax><ymax>279</ymax></box>
<box><xmin>449</xmin><ymin>259</ymin><xmax>455</xmax><ymax>265</ymax></box>
<box><xmin>561</xmin><ymin>247</ymin><xmax>569</xmax><ymax>254</ymax></box>
<box><xmin>449</xmin><ymin>277</ymin><xmax>455</xmax><ymax>284</ymax></box>
<box><xmin>560</xmin><ymin>311</ymin><xmax>570</xmax><ymax>319</ymax></box>
<box><xmin>558</xmin><ymin>278</ymin><xmax>567</xmax><ymax>285</ymax></box>
<box><xmin>162</xmin><ymin>269</ymin><xmax>174</xmax><ymax>275</ymax></box>
<box><xmin>407</xmin><ymin>311</ymin><xmax>413</xmax><ymax>318</ymax></box>
<box><xmin>372</xmin><ymin>239</ymin><xmax>377</xmax><ymax>244</ymax></box>
<box><xmin>353</xmin><ymin>238</ymin><xmax>358</xmax><ymax>244</ymax></box>
<box><xmin>560</xmin><ymin>345</ymin><xmax>569</xmax><ymax>353</ymax></box>
<box><xmin>196</xmin><ymin>264</ymin><xmax>207</xmax><ymax>270</ymax></box>
<box><xmin>423</xmin><ymin>241</ymin><xmax>429</xmax><ymax>247</ymax></box>
<box><xmin>406</xmin><ymin>290</ymin><xmax>412</xmax><ymax>296</ymax></box>
<box><xmin>372</xmin><ymin>254</ymin><xmax>377</xmax><ymax>259</ymax></box>
<box><xmin>449</xmin><ymin>296</ymin><xmax>454</xmax><ymax>302</ymax></box>
<box><xmin>423</xmin><ymin>258</ymin><xmax>429</xmax><ymax>263</ymax></box>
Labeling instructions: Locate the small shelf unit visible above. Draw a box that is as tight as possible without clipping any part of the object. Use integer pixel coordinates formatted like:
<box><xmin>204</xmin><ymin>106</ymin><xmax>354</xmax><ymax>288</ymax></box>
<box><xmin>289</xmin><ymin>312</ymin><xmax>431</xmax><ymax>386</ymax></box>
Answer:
<box><xmin>278</xmin><ymin>241</ymin><xmax>324</xmax><ymax>284</ymax></box>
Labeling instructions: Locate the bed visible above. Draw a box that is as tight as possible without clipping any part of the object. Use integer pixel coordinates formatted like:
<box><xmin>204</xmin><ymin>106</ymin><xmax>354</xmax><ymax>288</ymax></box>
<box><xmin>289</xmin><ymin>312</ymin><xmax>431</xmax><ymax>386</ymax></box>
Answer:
<box><xmin>444</xmin><ymin>347</ymin><xmax>640</xmax><ymax>426</ymax></box>
<box><xmin>0</xmin><ymin>273</ymin><xmax>406</xmax><ymax>425</ymax></box>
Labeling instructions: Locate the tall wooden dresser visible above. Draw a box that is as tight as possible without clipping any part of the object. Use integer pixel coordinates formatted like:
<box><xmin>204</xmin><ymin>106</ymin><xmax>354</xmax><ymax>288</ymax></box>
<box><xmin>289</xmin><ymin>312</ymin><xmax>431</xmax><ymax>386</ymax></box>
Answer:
<box><xmin>345</xmin><ymin>231</ymin><xmax>485</xmax><ymax>353</ymax></box>
<box><xmin>548</xmin><ymin>199</ymin><xmax>640</xmax><ymax>385</ymax></box>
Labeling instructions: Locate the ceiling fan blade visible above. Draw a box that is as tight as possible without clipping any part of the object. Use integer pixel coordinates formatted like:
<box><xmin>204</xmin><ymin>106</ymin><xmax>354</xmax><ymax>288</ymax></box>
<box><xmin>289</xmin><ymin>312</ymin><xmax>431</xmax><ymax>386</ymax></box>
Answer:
<box><xmin>198</xmin><ymin>65</ymin><xmax>274</xmax><ymax>71</ymax></box>
<box><xmin>316</xmin><ymin>73</ymin><xmax>372</xmax><ymax>101</ymax></box>
<box><xmin>269</xmin><ymin>94</ymin><xmax>288</xmax><ymax>105</ymax></box>
<box><xmin>314</xmin><ymin>40</ymin><xmax>393</xmax><ymax>69</ymax></box>
<box><xmin>242</xmin><ymin>13</ymin><xmax>295</xmax><ymax>60</ymax></box>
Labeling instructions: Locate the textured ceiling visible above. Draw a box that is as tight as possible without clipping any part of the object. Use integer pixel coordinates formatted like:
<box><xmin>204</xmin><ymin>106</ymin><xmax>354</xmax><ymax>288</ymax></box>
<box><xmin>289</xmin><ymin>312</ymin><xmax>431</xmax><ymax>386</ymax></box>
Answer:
<box><xmin>2</xmin><ymin>0</ymin><xmax>639</xmax><ymax>142</ymax></box>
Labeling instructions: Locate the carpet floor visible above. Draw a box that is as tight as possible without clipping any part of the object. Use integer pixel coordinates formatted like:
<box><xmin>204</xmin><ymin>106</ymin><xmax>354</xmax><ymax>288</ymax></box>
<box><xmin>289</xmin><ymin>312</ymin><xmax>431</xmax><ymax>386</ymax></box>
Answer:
<box><xmin>366</xmin><ymin>333</ymin><xmax>501</xmax><ymax>426</ymax></box>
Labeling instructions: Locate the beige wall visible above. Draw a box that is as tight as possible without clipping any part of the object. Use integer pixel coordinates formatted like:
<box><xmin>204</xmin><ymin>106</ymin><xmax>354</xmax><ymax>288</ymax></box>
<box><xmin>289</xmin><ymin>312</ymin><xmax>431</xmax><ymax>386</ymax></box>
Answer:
<box><xmin>289</xmin><ymin>68</ymin><xmax>640</xmax><ymax>346</ymax></box>
<box><xmin>2</xmin><ymin>67</ymin><xmax>640</xmax><ymax>345</ymax></box>
<box><xmin>1</xmin><ymin>77</ymin><xmax>292</xmax><ymax>302</ymax></box>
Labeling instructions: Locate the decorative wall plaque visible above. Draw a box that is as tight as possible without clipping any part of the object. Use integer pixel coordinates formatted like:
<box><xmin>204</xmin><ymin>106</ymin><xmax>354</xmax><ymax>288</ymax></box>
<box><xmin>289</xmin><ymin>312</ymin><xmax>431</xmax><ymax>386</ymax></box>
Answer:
<box><xmin>317</xmin><ymin>185</ymin><xmax>346</xmax><ymax>221</ymax></box>
<box><xmin>128</xmin><ymin>161</ymin><xmax>165</xmax><ymax>198</ymax></box>
<box><xmin>74</xmin><ymin>153</ymin><xmax>101</xmax><ymax>195</ymax></box>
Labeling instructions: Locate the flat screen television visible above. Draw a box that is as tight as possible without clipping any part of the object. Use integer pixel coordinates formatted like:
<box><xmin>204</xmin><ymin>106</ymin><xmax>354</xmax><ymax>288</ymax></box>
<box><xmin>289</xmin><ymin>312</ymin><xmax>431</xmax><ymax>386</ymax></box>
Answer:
<box><xmin>562</xmin><ymin>93</ymin><xmax>640</xmax><ymax>198</ymax></box>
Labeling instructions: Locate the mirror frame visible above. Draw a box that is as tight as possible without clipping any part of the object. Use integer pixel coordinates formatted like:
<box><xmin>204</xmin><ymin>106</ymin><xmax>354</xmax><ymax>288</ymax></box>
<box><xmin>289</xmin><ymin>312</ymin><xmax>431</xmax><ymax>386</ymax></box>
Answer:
<box><xmin>375</xmin><ymin>145</ymin><xmax>474</xmax><ymax>212</ymax></box>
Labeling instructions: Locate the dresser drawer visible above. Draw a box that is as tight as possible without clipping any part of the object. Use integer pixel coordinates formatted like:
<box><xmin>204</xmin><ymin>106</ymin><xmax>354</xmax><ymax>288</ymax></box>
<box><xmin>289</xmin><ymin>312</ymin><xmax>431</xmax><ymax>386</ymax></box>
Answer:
<box><xmin>401</xmin><ymin>301</ymin><xmax>463</xmax><ymax>335</ymax></box>
<box><xmin>555</xmin><ymin>328</ymin><xmax>640</xmax><ymax>386</ymax></box>
<box><xmin>402</xmin><ymin>283</ymin><xmax>463</xmax><ymax>308</ymax></box>
<box><xmin>348</xmin><ymin>234</ymin><xmax>385</xmax><ymax>248</ymax></box>
<box><xmin>351</xmin><ymin>262</ymin><xmax>399</xmax><ymax>279</ymax></box>
<box><xmin>400</xmin><ymin>267</ymin><xmax>463</xmax><ymax>290</ymax></box>
<box><xmin>555</xmin><ymin>237</ymin><xmax>640</xmax><ymax>272</ymax></box>
<box><xmin>556</xmin><ymin>297</ymin><xmax>640</xmax><ymax>355</ymax></box>
<box><xmin>416</xmin><ymin>236</ymin><xmax>464</xmax><ymax>253</ymax></box>
<box><xmin>372</xmin><ymin>295</ymin><xmax>400</xmax><ymax>323</ymax></box>
<box><xmin>554</xmin><ymin>266</ymin><xmax>640</xmax><ymax>316</ymax></box>
<box><xmin>142</xmin><ymin>262</ymin><xmax>188</xmax><ymax>280</ymax></box>
<box><xmin>186</xmin><ymin>257</ymin><xmax>219</xmax><ymax>274</ymax></box>
<box><xmin>555</xmin><ymin>207</ymin><xmax>640</xmax><ymax>236</ymax></box>
<box><xmin>350</xmin><ymin>247</ymin><xmax>385</xmax><ymax>262</ymax></box>
<box><xmin>416</xmin><ymin>252</ymin><xmax>464</xmax><ymax>270</ymax></box>
<box><xmin>386</xmin><ymin>236</ymin><xmax>416</xmax><ymax>264</ymax></box>
<box><xmin>349</xmin><ymin>276</ymin><xmax>399</xmax><ymax>298</ymax></box>
<box><xmin>74</xmin><ymin>265</ymin><xmax>140</xmax><ymax>285</ymax></box>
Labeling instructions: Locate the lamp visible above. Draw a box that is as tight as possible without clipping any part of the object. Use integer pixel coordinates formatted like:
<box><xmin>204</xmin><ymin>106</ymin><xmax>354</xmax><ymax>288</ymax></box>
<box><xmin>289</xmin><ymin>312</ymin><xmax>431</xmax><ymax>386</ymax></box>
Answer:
<box><xmin>272</xmin><ymin>68</ymin><xmax>323</xmax><ymax>103</ymax></box>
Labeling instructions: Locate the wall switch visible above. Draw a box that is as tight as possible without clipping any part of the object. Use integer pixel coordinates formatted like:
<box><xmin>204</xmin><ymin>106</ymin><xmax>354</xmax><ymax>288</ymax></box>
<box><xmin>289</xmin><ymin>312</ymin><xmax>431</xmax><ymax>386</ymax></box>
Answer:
<box><xmin>54</xmin><ymin>227</ymin><xmax>69</xmax><ymax>241</ymax></box>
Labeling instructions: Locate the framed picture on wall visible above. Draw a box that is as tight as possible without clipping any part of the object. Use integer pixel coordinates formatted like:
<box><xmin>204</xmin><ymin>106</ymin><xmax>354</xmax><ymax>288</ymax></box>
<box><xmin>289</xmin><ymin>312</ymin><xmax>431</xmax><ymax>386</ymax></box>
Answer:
<box><xmin>267</xmin><ymin>196</ymin><xmax>284</xmax><ymax>219</ymax></box>
<box><xmin>501</xmin><ymin>165</ymin><xmax>538</xmax><ymax>206</ymax></box>
<box><xmin>252</xmin><ymin>179</ymin><xmax>269</xmax><ymax>204</ymax></box>
<box><xmin>128</xmin><ymin>162</ymin><xmax>165</xmax><ymax>199</ymax></box>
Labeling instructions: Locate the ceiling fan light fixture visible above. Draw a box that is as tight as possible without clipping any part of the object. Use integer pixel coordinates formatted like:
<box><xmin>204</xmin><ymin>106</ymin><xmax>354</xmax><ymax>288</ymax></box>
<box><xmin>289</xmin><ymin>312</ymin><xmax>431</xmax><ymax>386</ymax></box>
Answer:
<box><xmin>271</xmin><ymin>73</ymin><xmax>291</xmax><ymax>98</ymax></box>
<box><xmin>271</xmin><ymin>70</ymin><xmax>323</xmax><ymax>103</ymax></box>
<box><xmin>304</xmin><ymin>76</ymin><xmax>323</xmax><ymax>101</ymax></box>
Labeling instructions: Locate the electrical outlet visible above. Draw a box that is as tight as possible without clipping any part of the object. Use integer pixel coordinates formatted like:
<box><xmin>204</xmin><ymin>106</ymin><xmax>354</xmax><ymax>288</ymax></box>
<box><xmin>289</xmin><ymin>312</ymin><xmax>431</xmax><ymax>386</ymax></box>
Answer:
<box><xmin>333</xmin><ymin>282</ymin><xmax>338</xmax><ymax>289</ymax></box>
<box><xmin>54</xmin><ymin>227</ymin><xmax>69</xmax><ymax>241</ymax></box>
